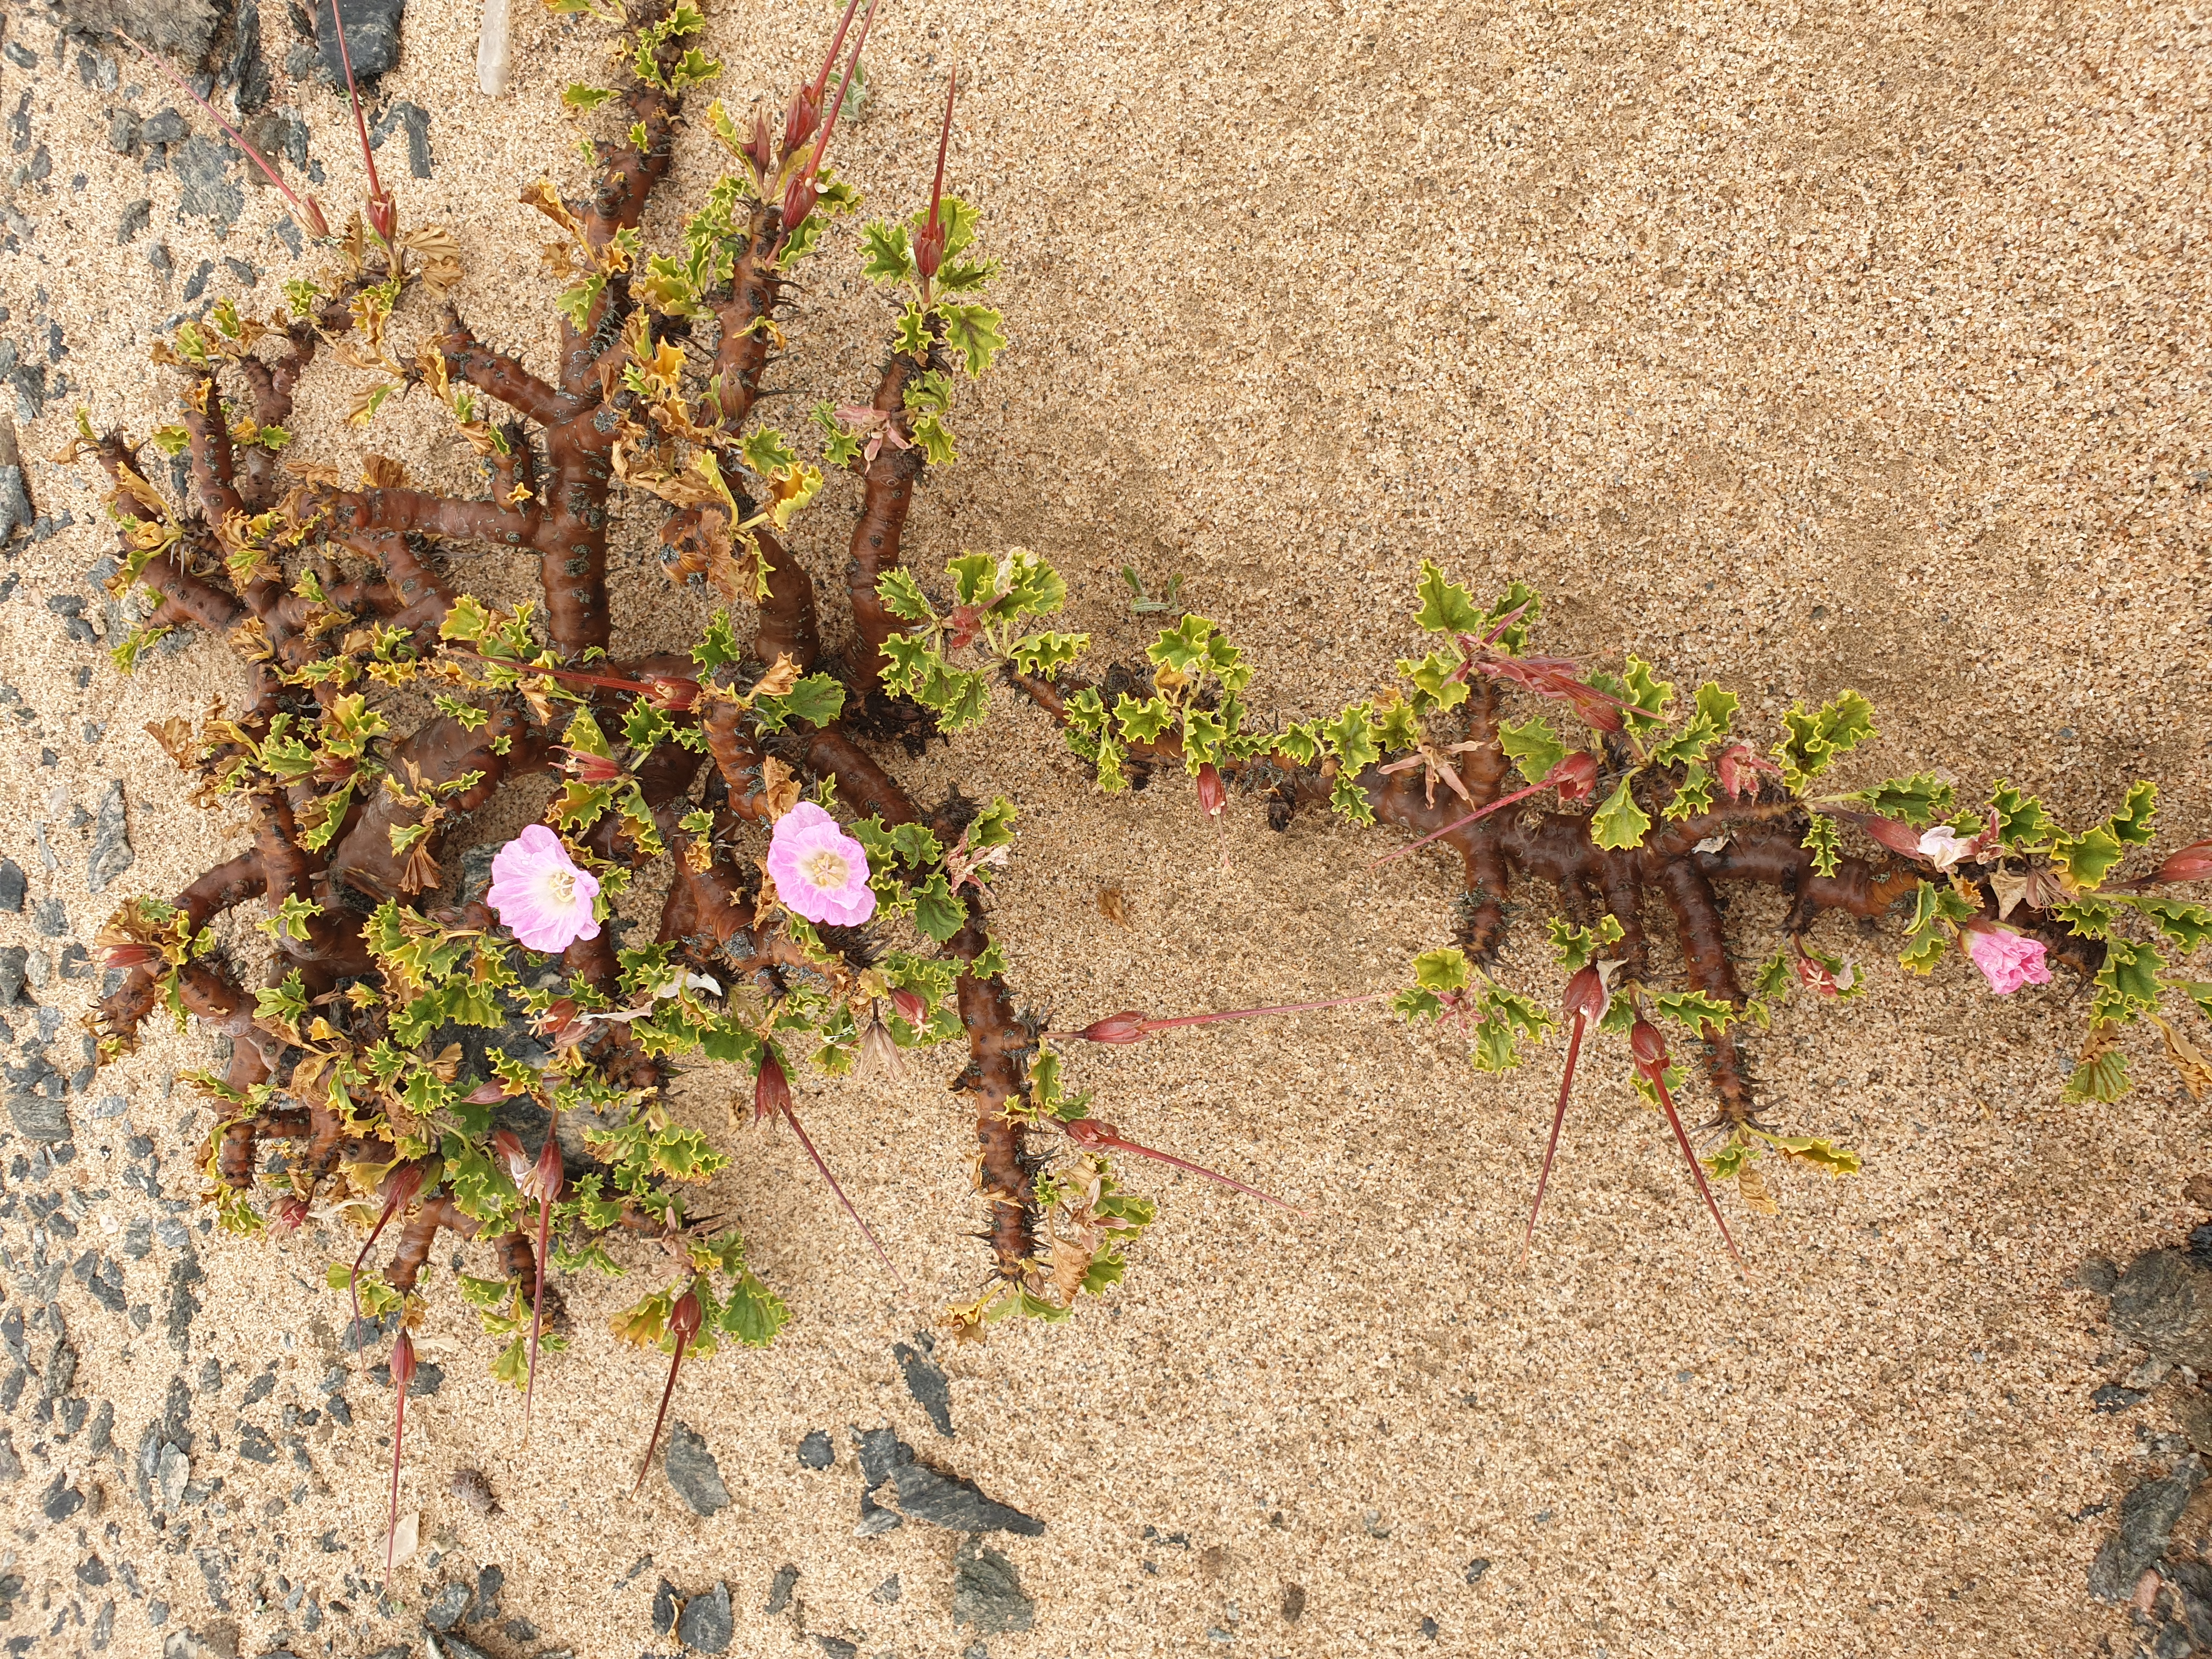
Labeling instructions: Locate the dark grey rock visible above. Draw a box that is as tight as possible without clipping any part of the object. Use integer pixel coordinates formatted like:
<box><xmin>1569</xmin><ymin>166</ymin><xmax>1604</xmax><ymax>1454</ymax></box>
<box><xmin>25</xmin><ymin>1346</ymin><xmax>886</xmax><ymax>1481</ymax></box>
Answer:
<box><xmin>77</xmin><ymin>1553</ymin><xmax>110</xmax><ymax>1587</ymax></box>
<box><xmin>423</xmin><ymin>1579</ymin><xmax>469</xmax><ymax>1629</ymax></box>
<box><xmin>797</xmin><ymin>1428</ymin><xmax>833</xmax><ymax>1470</ymax></box>
<box><xmin>108</xmin><ymin>109</ymin><xmax>143</xmax><ymax>157</ymax></box>
<box><xmin>309</xmin><ymin>0</ymin><xmax>407</xmax><ymax>86</ymax></box>
<box><xmin>2092</xmin><ymin>1385</ymin><xmax>2146</xmax><ymax>1414</ymax></box>
<box><xmin>0</xmin><ymin>859</ymin><xmax>18</xmax><ymax>913</ymax></box>
<box><xmin>431</xmin><ymin>1635</ymin><xmax>492</xmax><ymax>1659</ymax></box>
<box><xmin>951</xmin><ymin>1538</ymin><xmax>1034</xmax><ymax>1636</ymax></box>
<box><xmin>33</xmin><ymin>899</ymin><xmax>66</xmax><ymax>936</ymax></box>
<box><xmin>894</xmin><ymin>1338</ymin><xmax>953</xmax><ymax>1437</ymax></box>
<box><xmin>1283</xmin><ymin>1582</ymin><xmax>1308</xmax><ymax>1618</ymax></box>
<box><xmin>54</xmin><ymin>0</ymin><xmax>228</xmax><ymax>64</ymax></box>
<box><xmin>2081</xmin><ymin>1255</ymin><xmax>2121</xmax><ymax>1295</ymax></box>
<box><xmin>675</xmin><ymin>1581</ymin><xmax>732</xmax><ymax>1653</ymax></box>
<box><xmin>855</xmin><ymin>1492</ymin><xmax>901</xmax><ymax>1536</ymax></box>
<box><xmin>166</xmin><ymin>1248</ymin><xmax>203</xmax><ymax>1352</ymax></box>
<box><xmin>0</xmin><ymin>1429</ymin><xmax>19</xmax><ymax>1482</ymax></box>
<box><xmin>368</xmin><ymin>98</ymin><xmax>431</xmax><ymax>179</ymax></box>
<box><xmin>224</xmin><ymin>0</ymin><xmax>270</xmax><ymax>114</ymax></box>
<box><xmin>366</xmin><ymin>1357</ymin><xmax>442</xmax><ymax>1395</ymax></box>
<box><xmin>221</xmin><ymin>256</ymin><xmax>256</xmax><ymax>287</ymax></box>
<box><xmin>0</xmin><ymin>468</ymin><xmax>25</xmax><ymax>546</ymax></box>
<box><xmin>814</xmin><ymin>1638</ymin><xmax>856</xmax><ymax>1659</ymax></box>
<box><xmin>890</xmin><ymin>1461</ymin><xmax>1045</xmax><ymax>1536</ymax></box>
<box><xmin>2111</xmin><ymin>1250</ymin><xmax>2212</xmax><ymax>1372</ymax></box>
<box><xmin>664</xmin><ymin>1421</ymin><xmax>730</xmax><ymax>1517</ymax></box>
<box><xmin>853</xmin><ymin>1425</ymin><xmax>910</xmax><ymax>1491</ymax></box>
<box><xmin>234</xmin><ymin>1423</ymin><xmax>276</xmax><ymax>1463</ymax></box>
<box><xmin>652</xmin><ymin>1577</ymin><xmax>677</xmax><ymax>1635</ymax></box>
<box><xmin>498</xmin><ymin>1618</ymin><xmax>538</xmax><ymax>1643</ymax></box>
<box><xmin>466</xmin><ymin>1563</ymin><xmax>503</xmax><ymax>1624</ymax></box>
<box><xmin>87</xmin><ymin>782</ymin><xmax>132</xmax><ymax>893</ymax></box>
<box><xmin>870</xmin><ymin>1574</ymin><xmax>900</xmax><ymax>1604</ymax></box>
<box><xmin>764</xmin><ymin>1564</ymin><xmax>797</xmax><ymax>1616</ymax></box>
<box><xmin>2089</xmin><ymin>1456</ymin><xmax>2205</xmax><ymax>1602</ymax></box>
<box><xmin>139</xmin><ymin>108</ymin><xmax>190</xmax><ymax>151</ymax></box>
<box><xmin>1465</xmin><ymin>1557</ymin><xmax>1491</xmax><ymax>1583</ymax></box>
<box><xmin>149</xmin><ymin>244</ymin><xmax>173</xmax><ymax>278</ymax></box>
<box><xmin>174</xmin><ymin>138</ymin><xmax>242</xmax><ymax>232</ymax></box>
<box><xmin>41</xmin><ymin>1470</ymin><xmax>83</xmax><ymax>1520</ymax></box>
<box><xmin>86</xmin><ymin>1399</ymin><xmax>114</xmax><ymax>1455</ymax></box>
<box><xmin>6</xmin><ymin>1078</ymin><xmax>69</xmax><ymax>1142</ymax></box>
<box><xmin>2</xmin><ymin>44</ymin><xmax>36</xmax><ymax>71</ymax></box>
<box><xmin>0</xmin><ymin>947</ymin><xmax>24</xmax><ymax>1007</ymax></box>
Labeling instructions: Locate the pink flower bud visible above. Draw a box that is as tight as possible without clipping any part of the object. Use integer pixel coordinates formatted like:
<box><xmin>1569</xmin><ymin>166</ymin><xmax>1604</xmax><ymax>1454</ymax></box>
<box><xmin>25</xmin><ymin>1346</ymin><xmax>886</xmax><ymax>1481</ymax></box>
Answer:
<box><xmin>646</xmin><ymin>676</ymin><xmax>700</xmax><ymax>713</ymax></box>
<box><xmin>1073</xmin><ymin>1011</ymin><xmax>1153</xmax><ymax>1045</ymax></box>
<box><xmin>754</xmin><ymin>1046</ymin><xmax>792</xmax><ymax>1125</ymax></box>
<box><xmin>274</xmin><ymin>1195</ymin><xmax>310</xmax><ymax>1232</ymax></box>
<box><xmin>780</xmin><ymin>177</ymin><xmax>819</xmax><ymax>239</ymax></box>
<box><xmin>1791</xmin><ymin>951</ymin><xmax>1846</xmax><ymax>997</ymax></box>
<box><xmin>1548</xmin><ymin>752</ymin><xmax>1599</xmax><ymax>804</ymax></box>
<box><xmin>1561</xmin><ymin>964</ymin><xmax>1609</xmax><ymax>1025</ymax></box>
<box><xmin>669</xmin><ymin>1284</ymin><xmax>704</xmax><ymax>1340</ymax></box>
<box><xmin>888</xmin><ymin>988</ymin><xmax>926</xmax><ymax>1025</ymax></box>
<box><xmin>1062</xmin><ymin>1117</ymin><xmax>1114</xmax><ymax>1150</ymax></box>
<box><xmin>1858</xmin><ymin>815</ymin><xmax>1925</xmax><ymax>859</ymax></box>
<box><xmin>367</xmin><ymin>190</ymin><xmax>397</xmax><ymax>247</ymax></box>
<box><xmin>1196</xmin><ymin>763</ymin><xmax>1227</xmax><ymax>820</ymax></box>
<box><xmin>744</xmin><ymin>107</ymin><xmax>774</xmax><ymax>179</ymax></box>
<box><xmin>914</xmin><ymin>212</ymin><xmax>947</xmax><ymax>285</ymax></box>
<box><xmin>2154</xmin><ymin>838</ymin><xmax>2212</xmax><ymax>885</ymax></box>
<box><xmin>1962</xmin><ymin>924</ymin><xmax>2052</xmax><ymax>996</ymax></box>
<box><xmin>302</xmin><ymin>195</ymin><xmax>332</xmax><ymax>240</ymax></box>
<box><xmin>782</xmin><ymin>86</ymin><xmax>820</xmax><ymax>158</ymax></box>
<box><xmin>464</xmin><ymin>1079</ymin><xmax>511</xmax><ymax>1105</ymax></box>
<box><xmin>531</xmin><ymin>1133</ymin><xmax>566</xmax><ymax>1206</ymax></box>
<box><xmin>1628</xmin><ymin>1018</ymin><xmax>1668</xmax><ymax>1079</ymax></box>
<box><xmin>492</xmin><ymin>1129</ymin><xmax>532</xmax><ymax>1187</ymax></box>
<box><xmin>559</xmin><ymin>747</ymin><xmax>620</xmax><ymax>784</ymax></box>
<box><xmin>390</xmin><ymin>1329</ymin><xmax>416</xmax><ymax>1392</ymax></box>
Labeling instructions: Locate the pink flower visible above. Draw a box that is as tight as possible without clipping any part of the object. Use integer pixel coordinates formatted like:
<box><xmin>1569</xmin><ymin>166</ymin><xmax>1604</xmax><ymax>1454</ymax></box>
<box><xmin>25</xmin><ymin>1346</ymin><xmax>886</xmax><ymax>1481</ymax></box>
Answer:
<box><xmin>765</xmin><ymin>803</ymin><xmax>876</xmax><ymax>927</ymax></box>
<box><xmin>1917</xmin><ymin>826</ymin><xmax>1975</xmax><ymax>870</ymax></box>
<box><xmin>1963</xmin><ymin>926</ymin><xmax>2051</xmax><ymax>996</ymax></box>
<box><xmin>487</xmin><ymin>825</ymin><xmax>601</xmax><ymax>953</ymax></box>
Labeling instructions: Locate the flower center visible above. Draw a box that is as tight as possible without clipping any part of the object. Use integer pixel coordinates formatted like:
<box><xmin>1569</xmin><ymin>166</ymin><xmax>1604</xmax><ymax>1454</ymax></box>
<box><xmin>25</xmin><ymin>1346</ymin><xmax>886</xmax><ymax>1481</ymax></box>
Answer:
<box><xmin>545</xmin><ymin>870</ymin><xmax>576</xmax><ymax>905</ymax></box>
<box><xmin>801</xmin><ymin>849</ymin><xmax>850</xmax><ymax>891</ymax></box>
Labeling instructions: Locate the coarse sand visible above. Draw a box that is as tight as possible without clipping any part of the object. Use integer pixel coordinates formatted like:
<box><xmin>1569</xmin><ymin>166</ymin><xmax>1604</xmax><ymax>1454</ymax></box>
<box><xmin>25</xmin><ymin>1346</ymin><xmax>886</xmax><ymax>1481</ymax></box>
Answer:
<box><xmin>0</xmin><ymin>0</ymin><xmax>2208</xmax><ymax>1655</ymax></box>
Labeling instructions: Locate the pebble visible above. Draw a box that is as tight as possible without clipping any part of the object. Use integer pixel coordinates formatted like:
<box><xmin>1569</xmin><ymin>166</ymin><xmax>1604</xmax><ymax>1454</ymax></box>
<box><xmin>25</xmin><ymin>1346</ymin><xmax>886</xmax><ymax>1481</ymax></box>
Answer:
<box><xmin>0</xmin><ymin>859</ymin><xmax>21</xmax><ymax>911</ymax></box>
<box><xmin>449</xmin><ymin>1467</ymin><xmax>498</xmax><ymax>1517</ymax></box>
<box><xmin>951</xmin><ymin>1538</ymin><xmax>1034</xmax><ymax>1636</ymax></box>
<box><xmin>675</xmin><ymin>1581</ymin><xmax>732</xmax><ymax>1653</ymax></box>
<box><xmin>764</xmin><ymin>1563</ymin><xmax>798</xmax><ymax>1616</ymax></box>
<box><xmin>311</xmin><ymin>0</ymin><xmax>409</xmax><ymax>86</ymax></box>
<box><xmin>894</xmin><ymin>1336</ymin><xmax>955</xmax><ymax>1438</ymax></box>
<box><xmin>652</xmin><ymin>1577</ymin><xmax>677</xmax><ymax>1634</ymax></box>
<box><xmin>87</xmin><ymin>782</ymin><xmax>132</xmax><ymax>893</ymax></box>
<box><xmin>467</xmin><ymin>1563</ymin><xmax>503</xmax><ymax>1623</ymax></box>
<box><xmin>663</xmin><ymin>1420</ymin><xmax>730</xmax><ymax>1517</ymax></box>
<box><xmin>369</xmin><ymin>99</ymin><xmax>434</xmax><ymax>179</ymax></box>
<box><xmin>424</xmin><ymin>1579</ymin><xmax>469</xmax><ymax>1629</ymax></box>
<box><xmin>797</xmin><ymin>1427</ymin><xmax>834</xmax><ymax>1469</ymax></box>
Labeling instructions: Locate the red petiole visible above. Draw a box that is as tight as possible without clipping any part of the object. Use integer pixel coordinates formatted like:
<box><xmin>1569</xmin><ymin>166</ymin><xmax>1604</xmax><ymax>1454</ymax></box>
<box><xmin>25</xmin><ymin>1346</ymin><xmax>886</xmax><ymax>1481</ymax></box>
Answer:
<box><xmin>119</xmin><ymin>33</ymin><xmax>330</xmax><ymax>238</ymax></box>
<box><xmin>1052</xmin><ymin>990</ymin><xmax>1384</xmax><ymax>1045</ymax></box>
<box><xmin>1628</xmin><ymin>1019</ymin><xmax>1745</xmax><ymax>1274</ymax></box>
<box><xmin>350</xmin><ymin>1164</ymin><xmax>424</xmax><ymax>1345</ymax></box>
<box><xmin>631</xmin><ymin>1283</ymin><xmax>703</xmax><ymax>1496</ymax></box>
<box><xmin>1063</xmin><ymin>1118</ymin><xmax>1307</xmax><ymax>1214</ymax></box>
<box><xmin>384</xmin><ymin>1328</ymin><xmax>415</xmax><ymax>1589</ymax></box>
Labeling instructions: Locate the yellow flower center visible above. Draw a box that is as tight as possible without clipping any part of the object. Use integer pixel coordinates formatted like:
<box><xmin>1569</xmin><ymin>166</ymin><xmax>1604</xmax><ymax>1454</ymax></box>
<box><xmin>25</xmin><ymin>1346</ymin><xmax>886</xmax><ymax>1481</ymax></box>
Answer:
<box><xmin>801</xmin><ymin>849</ymin><xmax>850</xmax><ymax>891</ymax></box>
<box><xmin>545</xmin><ymin>870</ymin><xmax>576</xmax><ymax>905</ymax></box>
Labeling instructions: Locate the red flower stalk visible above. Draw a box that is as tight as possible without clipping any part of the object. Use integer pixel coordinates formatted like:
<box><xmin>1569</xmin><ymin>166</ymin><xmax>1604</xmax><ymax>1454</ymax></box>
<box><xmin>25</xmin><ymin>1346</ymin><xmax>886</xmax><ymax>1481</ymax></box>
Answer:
<box><xmin>781</xmin><ymin>0</ymin><xmax>879</xmax><ymax>235</ymax></box>
<box><xmin>913</xmin><ymin>66</ymin><xmax>957</xmax><ymax>302</ymax></box>
<box><xmin>1475</xmin><ymin>654</ymin><xmax>1628</xmax><ymax>733</ymax></box>
<box><xmin>349</xmin><ymin>1163</ymin><xmax>424</xmax><ymax>1341</ymax></box>
<box><xmin>119</xmin><ymin>33</ymin><xmax>329</xmax><ymax>239</ymax></box>
<box><xmin>384</xmin><ymin>1328</ymin><xmax>415</xmax><ymax>1589</ymax></box>
<box><xmin>318</xmin><ymin>0</ymin><xmax>391</xmax><ymax>244</ymax></box>
<box><xmin>632</xmin><ymin>1282</ymin><xmax>703</xmax><ymax>1496</ymax></box>
<box><xmin>1050</xmin><ymin>991</ymin><xmax>1383</xmax><ymax>1045</ymax></box>
<box><xmin>1626</xmin><ymin>1020</ymin><xmax>1744</xmax><ymax>1273</ymax></box>
<box><xmin>1520</xmin><ymin>965</ymin><xmax>1608</xmax><ymax>1267</ymax></box>
<box><xmin>757</xmin><ymin>1049</ymin><xmax>903</xmax><ymax>1288</ymax></box>
<box><xmin>1063</xmin><ymin>1118</ymin><xmax>1308</xmax><ymax>1214</ymax></box>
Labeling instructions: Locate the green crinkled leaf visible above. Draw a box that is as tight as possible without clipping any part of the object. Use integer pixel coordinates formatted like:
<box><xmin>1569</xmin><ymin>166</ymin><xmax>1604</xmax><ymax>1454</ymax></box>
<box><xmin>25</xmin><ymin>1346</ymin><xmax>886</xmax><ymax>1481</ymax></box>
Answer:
<box><xmin>1412</xmin><ymin>948</ymin><xmax>1471</xmax><ymax>994</ymax></box>
<box><xmin>2052</xmin><ymin>899</ymin><xmax>2117</xmax><ymax>939</ymax></box>
<box><xmin>2052</xmin><ymin>825</ymin><xmax>2127</xmax><ymax>891</ymax></box>
<box><xmin>2093</xmin><ymin>938</ymin><xmax>2164</xmax><ymax>1021</ymax></box>
<box><xmin>719</xmin><ymin>1272</ymin><xmax>788</xmax><ymax>1346</ymax></box>
<box><xmin>877</xmin><ymin>567</ymin><xmax>935</xmax><ymax>625</ymax></box>
<box><xmin>1470</xmin><ymin>987</ymin><xmax>1551</xmax><ymax>1073</ymax></box>
<box><xmin>1615</xmin><ymin>657</ymin><xmax>1673</xmax><ymax>737</ymax></box>
<box><xmin>753</xmin><ymin>673</ymin><xmax>845</xmax><ymax>732</ymax></box>
<box><xmin>562</xmin><ymin>84</ymin><xmax>618</xmax><ymax>112</ymax></box>
<box><xmin>1703</xmin><ymin>1137</ymin><xmax>1758</xmax><ymax>1181</ymax></box>
<box><xmin>1776</xmin><ymin>690</ymin><xmax>1877</xmax><ymax>787</ymax></box>
<box><xmin>1498</xmin><ymin>714</ymin><xmax>1565</xmax><ymax>788</ymax></box>
<box><xmin>739</xmin><ymin>425</ymin><xmax>800</xmax><ymax>479</ymax></box>
<box><xmin>1322</xmin><ymin>703</ymin><xmax>1379</xmax><ymax>772</ymax></box>
<box><xmin>1663</xmin><ymin>761</ymin><xmax>1714</xmax><ymax>822</ymax></box>
<box><xmin>2172</xmin><ymin>981</ymin><xmax>2212</xmax><ymax>1022</ymax></box>
<box><xmin>861</xmin><ymin>219</ymin><xmax>916</xmax><ymax>284</ymax></box>
<box><xmin>1652</xmin><ymin>989</ymin><xmax>1739</xmax><ymax>1034</ymax></box>
<box><xmin>1372</xmin><ymin>699</ymin><xmax>1421</xmax><ymax>755</ymax></box>
<box><xmin>1008</xmin><ymin>630</ymin><xmax>1088</xmax><ymax>679</ymax></box>
<box><xmin>1548</xmin><ymin>915</ymin><xmax>1623</xmax><ymax>973</ymax></box>
<box><xmin>1398</xmin><ymin>649</ymin><xmax>1471</xmax><ymax>711</ymax></box>
<box><xmin>1114</xmin><ymin>694</ymin><xmax>1175</xmax><ymax>744</ymax></box>
<box><xmin>1330</xmin><ymin>771</ymin><xmax>1376</xmax><ymax>826</ymax></box>
<box><xmin>1590</xmin><ymin>776</ymin><xmax>1650</xmax><ymax>850</ymax></box>
<box><xmin>1989</xmin><ymin>781</ymin><xmax>2049</xmax><ymax>851</ymax></box>
<box><xmin>1413</xmin><ymin>560</ymin><xmax>1485</xmax><ymax>636</ymax></box>
<box><xmin>2109</xmin><ymin>780</ymin><xmax>2158</xmax><ymax>845</ymax></box>
<box><xmin>1847</xmin><ymin>772</ymin><xmax>1957</xmax><ymax>827</ymax></box>
<box><xmin>937</xmin><ymin>303</ymin><xmax>1007</xmax><ymax>377</ymax></box>
<box><xmin>1802</xmin><ymin>814</ymin><xmax>1842</xmax><ymax>877</ymax></box>
<box><xmin>1392</xmin><ymin>986</ymin><xmax>1444</xmax><ymax>1024</ymax></box>
<box><xmin>911</xmin><ymin>872</ymin><xmax>966</xmax><ymax>943</ymax></box>
<box><xmin>2124</xmin><ymin>896</ymin><xmax>2212</xmax><ymax>952</ymax></box>
<box><xmin>691</xmin><ymin>608</ymin><xmax>742</xmax><ymax>672</ymax></box>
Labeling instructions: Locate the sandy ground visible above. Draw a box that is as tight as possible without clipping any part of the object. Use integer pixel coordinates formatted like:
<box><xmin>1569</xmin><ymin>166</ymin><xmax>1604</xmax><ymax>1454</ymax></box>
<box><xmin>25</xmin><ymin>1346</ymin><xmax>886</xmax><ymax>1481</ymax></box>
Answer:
<box><xmin>0</xmin><ymin>0</ymin><xmax>2208</xmax><ymax>1655</ymax></box>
